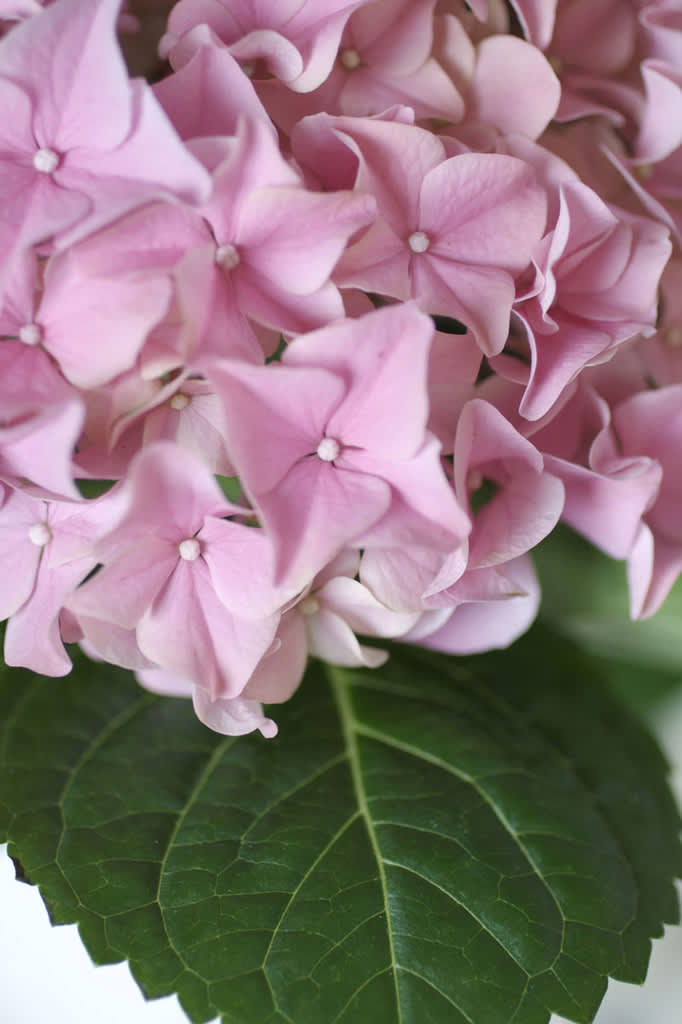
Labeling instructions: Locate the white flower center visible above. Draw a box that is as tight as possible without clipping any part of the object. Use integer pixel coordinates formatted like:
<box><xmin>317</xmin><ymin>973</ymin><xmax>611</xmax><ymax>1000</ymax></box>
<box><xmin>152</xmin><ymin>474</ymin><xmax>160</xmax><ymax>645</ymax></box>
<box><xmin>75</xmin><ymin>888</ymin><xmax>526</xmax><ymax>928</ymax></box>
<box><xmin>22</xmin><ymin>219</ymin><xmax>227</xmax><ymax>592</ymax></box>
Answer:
<box><xmin>407</xmin><ymin>230</ymin><xmax>430</xmax><ymax>254</ymax></box>
<box><xmin>316</xmin><ymin>437</ymin><xmax>341</xmax><ymax>462</ymax></box>
<box><xmin>18</xmin><ymin>323</ymin><xmax>42</xmax><ymax>346</ymax></box>
<box><xmin>28</xmin><ymin>522</ymin><xmax>51</xmax><ymax>547</ymax></box>
<box><xmin>339</xmin><ymin>48</ymin><xmax>362</xmax><ymax>70</ymax></box>
<box><xmin>170</xmin><ymin>392</ymin><xmax>191</xmax><ymax>411</ymax></box>
<box><xmin>33</xmin><ymin>148</ymin><xmax>60</xmax><ymax>174</ymax></box>
<box><xmin>300</xmin><ymin>597</ymin><xmax>320</xmax><ymax>616</ymax></box>
<box><xmin>215</xmin><ymin>243</ymin><xmax>240</xmax><ymax>271</ymax></box>
<box><xmin>178</xmin><ymin>537</ymin><xmax>201</xmax><ymax>561</ymax></box>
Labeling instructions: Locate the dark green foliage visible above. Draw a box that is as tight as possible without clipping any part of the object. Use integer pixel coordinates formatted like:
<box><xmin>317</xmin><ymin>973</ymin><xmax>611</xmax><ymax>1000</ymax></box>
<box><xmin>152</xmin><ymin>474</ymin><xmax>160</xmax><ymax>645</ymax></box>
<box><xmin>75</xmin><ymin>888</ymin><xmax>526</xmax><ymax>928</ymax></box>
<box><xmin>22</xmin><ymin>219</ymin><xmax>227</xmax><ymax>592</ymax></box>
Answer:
<box><xmin>0</xmin><ymin>625</ymin><xmax>679</xmax><ymax>1023</ymax></box>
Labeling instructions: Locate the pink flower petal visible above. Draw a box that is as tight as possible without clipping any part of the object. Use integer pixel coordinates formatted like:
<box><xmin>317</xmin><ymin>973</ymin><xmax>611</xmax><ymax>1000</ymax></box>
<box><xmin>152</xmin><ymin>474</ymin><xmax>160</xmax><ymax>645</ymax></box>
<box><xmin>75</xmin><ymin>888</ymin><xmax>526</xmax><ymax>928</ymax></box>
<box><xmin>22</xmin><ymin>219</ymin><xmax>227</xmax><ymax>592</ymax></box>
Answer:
<box><xmin>139</xmin><ymin>558</ymin><xmax>278</xmax><ymax>700</ymax></box>
<box><xmin>407</xmin><ymin>554</ymin><xmax>540</xmax><ymax>653</ymax></box>
<box><xmin>193</xmin><ymin>687</ymin><xmax>279</xmax><ymax>738</ymax></box>
<box><xmin>469</xmin><ymin>36</ymin><xmax>560</xmax><ymax>139</ymax></box>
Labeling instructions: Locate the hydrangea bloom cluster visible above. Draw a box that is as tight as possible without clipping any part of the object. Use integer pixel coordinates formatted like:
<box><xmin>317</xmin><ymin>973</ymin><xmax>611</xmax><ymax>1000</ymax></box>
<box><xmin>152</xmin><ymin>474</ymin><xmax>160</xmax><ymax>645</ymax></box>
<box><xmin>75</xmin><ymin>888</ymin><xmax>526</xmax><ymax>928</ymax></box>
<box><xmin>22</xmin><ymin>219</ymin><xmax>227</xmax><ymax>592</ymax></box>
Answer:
<box><xmin>0</xmin><ymin>0</ymin><xmax>679</xmax><ymax>737</ymax></box>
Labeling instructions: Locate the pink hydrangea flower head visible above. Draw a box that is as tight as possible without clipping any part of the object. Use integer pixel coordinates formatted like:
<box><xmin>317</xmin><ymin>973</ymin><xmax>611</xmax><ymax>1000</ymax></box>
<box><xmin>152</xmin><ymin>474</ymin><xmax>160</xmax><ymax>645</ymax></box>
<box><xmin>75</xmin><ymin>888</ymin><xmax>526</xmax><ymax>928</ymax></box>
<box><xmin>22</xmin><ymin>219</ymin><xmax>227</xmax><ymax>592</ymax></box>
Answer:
<box><xmin>194</xmin><ymin>116</ymin><xmax>377</xmax><ymax>336</ymax></box>
<box><xmin>68</xmin><ymin>442</ymin><xmax>284</xmax><ymax>699</ymax></box>
<box><xmin>0</xmin><ymin>487</ymin><xmax>123</xmax><ymax>675</ymax></box>
<box><xmin>282</xmin><ymin>0</ymin><xmax>465</xmax><ymax>125</ymax></box>
<box><xmin>162</xmin><ymin>0</ymin><xmax>370</xmax><ymax>92</ymax></box>
<box><xmin>0</xmin><ymin>0</ymin><xmax>210</xmax><ymax>287</ymax></box>
<box><xmin>278</xmin><ymin>549</ymin><xmax>421</xmax><ymax>672</ymax></box>
<box><xmin>330</xmin><ymin>116</ymin><xmax>547</xmax><ymax>354</ymax></box>
<box><xmin>515</xmin><ymin>180</ymin><xmax>672</xmax><ymax>419</ymax></box>
<box><xmin>214</xmin><ymin>302</ymin><xmax>470</xmax><ymax>590</ymax></box>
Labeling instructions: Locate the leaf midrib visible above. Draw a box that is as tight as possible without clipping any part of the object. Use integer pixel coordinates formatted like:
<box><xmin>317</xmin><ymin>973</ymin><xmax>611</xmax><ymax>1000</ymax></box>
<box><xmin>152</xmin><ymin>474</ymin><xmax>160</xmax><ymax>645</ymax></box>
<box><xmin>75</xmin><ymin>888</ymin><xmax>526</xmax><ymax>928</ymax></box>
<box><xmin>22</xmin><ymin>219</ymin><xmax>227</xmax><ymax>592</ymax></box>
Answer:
<box><xmin>329</xmin><ymin>667</ymin><xmax>404</xmax><ymax>1024</ymax></box>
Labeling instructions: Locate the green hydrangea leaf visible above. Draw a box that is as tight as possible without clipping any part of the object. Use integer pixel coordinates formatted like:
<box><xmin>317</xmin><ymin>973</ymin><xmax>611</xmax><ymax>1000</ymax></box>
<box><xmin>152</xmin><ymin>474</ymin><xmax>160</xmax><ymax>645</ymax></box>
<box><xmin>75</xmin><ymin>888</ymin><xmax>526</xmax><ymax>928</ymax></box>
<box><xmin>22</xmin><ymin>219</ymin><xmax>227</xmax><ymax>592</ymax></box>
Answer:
<box><xmin>0</xmin><ymin>623</ymin><xmax>679</xmax><ymax>1023</ymax></box>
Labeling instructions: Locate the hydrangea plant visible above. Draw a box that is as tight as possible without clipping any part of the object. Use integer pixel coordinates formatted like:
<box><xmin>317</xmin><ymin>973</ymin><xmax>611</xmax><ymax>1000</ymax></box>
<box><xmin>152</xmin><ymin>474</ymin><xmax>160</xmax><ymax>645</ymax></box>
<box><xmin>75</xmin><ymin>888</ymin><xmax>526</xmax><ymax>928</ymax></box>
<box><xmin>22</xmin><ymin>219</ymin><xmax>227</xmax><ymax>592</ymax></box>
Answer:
<box><xmin>0</xmin><ymin>1</ymin><xmax>681</xmax><ymax>1021</ymax></box>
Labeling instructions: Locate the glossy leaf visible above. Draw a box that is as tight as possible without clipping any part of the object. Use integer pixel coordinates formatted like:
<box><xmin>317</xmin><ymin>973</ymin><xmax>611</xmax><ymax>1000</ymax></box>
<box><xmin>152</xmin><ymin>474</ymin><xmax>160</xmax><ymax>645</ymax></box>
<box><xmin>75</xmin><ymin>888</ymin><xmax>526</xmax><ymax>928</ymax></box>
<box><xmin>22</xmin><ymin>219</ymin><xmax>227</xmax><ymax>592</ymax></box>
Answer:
<box><xmin>0</xmin><ymin>624</ymin><xmax>679</xmax><ymax>1023</ymax></box>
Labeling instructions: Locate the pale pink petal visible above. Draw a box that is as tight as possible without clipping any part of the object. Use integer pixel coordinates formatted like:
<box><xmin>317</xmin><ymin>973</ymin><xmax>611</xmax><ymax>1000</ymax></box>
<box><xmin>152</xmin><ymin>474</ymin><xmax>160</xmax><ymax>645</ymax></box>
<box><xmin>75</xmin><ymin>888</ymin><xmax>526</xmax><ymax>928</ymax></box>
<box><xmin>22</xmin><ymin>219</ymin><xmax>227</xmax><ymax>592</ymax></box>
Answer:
<box><xmin>81</xmin><ymin>618</ymin><xmax>156</xmax><ymax>672</ymax></box>
<box><xmin>350</xmin><ymin>0</ymin><xmax>436</xmax><ymax>73</ymax></box>
<box><xmin>99</xmin><ymin>442</ymin><xmax>237</xmax><ymax>550</ymax></box>
<box><xmin>213</xmin><ymin>359</ymin><xmax>346</xmax><ymax>494</ymax></box>
<box><xmin>47</xmin><ymin>490</ymin><xmax>127</xmax><ymax>568</ymax></box>
<box><xmin>426</xmin><ymin>330</ymin><xmax>482</xmax><ymax>452</ymax></box>
<box><xmin>630</xmin><ymin>531</ymin><xmax>682</xmax><ymax>621</ymax></box>
<box><xmin>552</xmin><ymin>0</ymin><xmax>635</xmax><ymax>76</ymax></box>
<box><xmin>154</xmin><ymin>35</ymin><xmax>273</xmax><ymax>138</ymax></box>
<box><xmin>61</xmin><ymin>79</ymin><xmax>211</xmax><ymax>224</ymax></box>
<box><xmin>509</xmin><ymin>0</ymin><xmax>557</xmax><ymax>48</ymax></box>
<box><xmin>0</xmin><ymin>489</ymin><xmax>44</xmax><ymax>619</ymax></box>
<box><xmin>39</xmin><ymin>257</ymin><xmax>173</xmax><ymax>387</ymax></box>
<box><xmin>306</xmin><ymin>605</ymin><xmax>388</xmax><ymax>667</ymax></box>
<box><xmin>635</xmin><ymin>61</ymin><xmax>682</xmax><ymax>163</ymax></box>
<box><xmin>627</xmin><ymin>522</ymin><xmax>655</xmax><ymax>621</ymax></box>
<box><xmin>139</xmin><ymin>558</ymin><xmax>278</xmax><ymax>700</ymax></box>
<box><xmin>339</xmin><ymin>57</ymin><xmax>465</xmax><ymax>122</ymax></box>
<box><xmin>241</xmin><ymin>610</ymin><xmax>308</xmax><ymax>703</ymax></box>
<box><xmin>200</xmin><ymin>515</ymin><xmax>284</xmax><ymax>618</ymax></box>
<box><xmin>227</xmin><ymin>28</ymin><xmax>304</xmax><ymax>83</ymax></box>
<box><xmin>192</xmin><ymin>688</ymin><xmax>279</xmax><ymax>738</ymax></box>
<box><xmin>411</xmin><ymin>255</ymin><xmax>516</xmax><ymax>355</ymax></box>
<box><xmin>68</xmin><ymin>536</ymin><xmax>178</xmax><ymax>630</ymax></box>
<box><xmin>235</xmin><ymin>273</ymin><xmax>346</xmax><ymax>335</ymax></box>
<box><xmin>4</xmin><ymin>555</ymin><xmax>91</xmax><ymax>675</ymax></box>
<box><xmin>407</xmin><ymin>553</ymin><xmax>540</xmax><ymax>653</ymax></box>
<box><xmin>316</xmin><ymin>548</ymin><xmax>362</xmax><ymax>586</ymax></box>
<box><xmin>285</xmin><ymin>303</ymin><xmax>433</xmax><ymax>459</ymax></box>
<box><xmin>425</xmin><ymin>563</ymin><xmax>530</xmax><ymax>609</ymax></box>
<box><xmin>285</xmin><ymin>1</ymin><xmax>370</xmax><ymax>93</ymax></box>
<box><xmin>290</xmin><ymin>109</ymin><xmax>366</xmax><ymax>192</ymax></box>
<box><xmin>317</xmin><ymin>575</ymin><xmax>420</xmax><ymax>637</ymax></box>
<box><xmin>519</xmin><ymin>314</ymin><xmax>614</xmax><ymax>421</ymax></box>
<box><xmin>640</xmin><ymin>4</ymin><xmax>682</xmax><ymax>67</ymax></box>
<box><xmin>360</xmin><ymin>545</ymin><xmax>446</xmax><ymax>611</ymax></box>
<box><xmin>165</xmin><ymin>0</ymin><xmax>246</xmax><ymax>57</ymax></box>
<box><xmin>451</xmin><ymin>399</ymin><xmax>564</xmax><ymax>568</ymax></box>
<box><xmin>348</xmin><ymin>435</ymin><xmax>470</xmax><ymax>551</ymax></box>
<box><xmin>470</xmin><ymin>472</ymin><xmax>564</xmax><ymax>567</ymax></box>
<box><xmin>420</xmin><ymin>153</ymin><xmax>547</xmax><ymax>272</ymax></box>
<box><xmin>203</xmin><ymin>118</ymin><xmax>299</xmax><ymax>242</ymax></box>
<box><xmin>469</xmin><ymin>36</ymin><xmax>560</xmax><ymax>139</ymax></box>
<box><xmin>544</xmin><ymin>455</ymin><xmax>662</xmax><ymax>560</ymax></box>
<box><xmin>1</xmin><ymin>0</ymin><xmax>131</xmax><ymax>151</ymax></box>
<box><xmin>334</xmin><ymin>116</ymin><xmax>446</xmax><ymax>233</ymax></box>
<box><xmin>258</xmin><ymin>457</ymin><xmax>392</xmax><ymax>588</ymax></box>
<box><xmin>236</xmin><ymin>187</ymin><xmax>376</xmax><ymax>295</ymax></box>
<box><xmin>0</xmin><ymin>397</ymin><xmax>84</xmax><ymax>499</ymax></box>
<box><xmin>333</xmin><ymin>216</ymin><xmax>410</xmax><ymax>298</ymax></box>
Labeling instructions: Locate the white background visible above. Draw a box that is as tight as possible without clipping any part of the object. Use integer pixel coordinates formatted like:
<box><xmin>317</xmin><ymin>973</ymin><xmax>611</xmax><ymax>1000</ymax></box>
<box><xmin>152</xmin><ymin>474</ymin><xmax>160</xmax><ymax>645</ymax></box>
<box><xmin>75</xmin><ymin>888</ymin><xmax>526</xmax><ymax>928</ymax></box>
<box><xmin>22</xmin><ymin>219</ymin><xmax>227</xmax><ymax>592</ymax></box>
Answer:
<box><xmin>2</xmin><ymin>694</ymin><xmax>681</xmax><ymax>1024</ymax></box>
